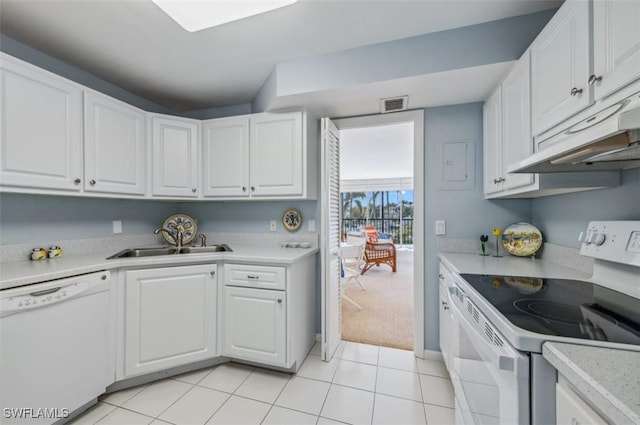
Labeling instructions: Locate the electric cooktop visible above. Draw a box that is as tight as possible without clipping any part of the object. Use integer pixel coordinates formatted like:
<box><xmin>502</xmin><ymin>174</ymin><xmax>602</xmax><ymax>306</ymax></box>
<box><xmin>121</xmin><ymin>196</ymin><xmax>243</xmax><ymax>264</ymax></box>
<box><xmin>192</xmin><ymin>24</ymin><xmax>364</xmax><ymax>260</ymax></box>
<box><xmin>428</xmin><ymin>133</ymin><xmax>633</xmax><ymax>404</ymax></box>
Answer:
<box><xmin>460</xmin><ymin>274</ymin><xmax>640</xmax><ymax>346</ymax></box>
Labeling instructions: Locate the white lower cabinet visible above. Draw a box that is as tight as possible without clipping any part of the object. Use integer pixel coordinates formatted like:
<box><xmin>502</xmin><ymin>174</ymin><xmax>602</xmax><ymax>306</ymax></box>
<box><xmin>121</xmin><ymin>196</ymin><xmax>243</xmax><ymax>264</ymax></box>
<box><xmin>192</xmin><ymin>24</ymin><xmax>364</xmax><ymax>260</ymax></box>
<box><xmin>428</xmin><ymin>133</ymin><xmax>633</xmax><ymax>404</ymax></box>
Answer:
<box><xmin>123</xmin><ymin>264</ymin><xmax>217</xmax><ymax>377</ymax></box>
<box><xmin>556</xmin><ymin>376</ymin><xmax>607</xmax><ymax>425</ymax></box>
<box><xmin>223</xmin><ymin>286</ymin><xmax>286</xmax><ymax>366</ymax></box>
<box><xmin>222</xmin><ymin>259</ymin><xmax>316</xmax><ymax>370</ymax></box>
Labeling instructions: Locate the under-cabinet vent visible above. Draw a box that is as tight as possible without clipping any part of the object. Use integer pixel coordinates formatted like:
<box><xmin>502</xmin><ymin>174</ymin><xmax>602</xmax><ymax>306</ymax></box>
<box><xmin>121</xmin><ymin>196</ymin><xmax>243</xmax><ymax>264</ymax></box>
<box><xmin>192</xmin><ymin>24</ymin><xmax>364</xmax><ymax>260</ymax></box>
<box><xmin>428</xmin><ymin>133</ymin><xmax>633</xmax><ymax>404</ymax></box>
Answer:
<box><xmin>380</xmin><ymin>96</ymin><xmax>408</xmax><ymax>113</ymax></box>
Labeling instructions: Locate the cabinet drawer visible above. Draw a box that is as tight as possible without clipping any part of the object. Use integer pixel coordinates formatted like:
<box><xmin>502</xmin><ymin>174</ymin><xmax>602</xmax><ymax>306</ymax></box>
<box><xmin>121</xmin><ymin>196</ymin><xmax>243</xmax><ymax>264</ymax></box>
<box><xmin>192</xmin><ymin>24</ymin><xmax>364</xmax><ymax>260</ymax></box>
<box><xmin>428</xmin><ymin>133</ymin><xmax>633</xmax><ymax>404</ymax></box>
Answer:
<box><xmin>224</xmin><ymin>264</ymin><xmax>286</xmax><ymax>290</ymax></box>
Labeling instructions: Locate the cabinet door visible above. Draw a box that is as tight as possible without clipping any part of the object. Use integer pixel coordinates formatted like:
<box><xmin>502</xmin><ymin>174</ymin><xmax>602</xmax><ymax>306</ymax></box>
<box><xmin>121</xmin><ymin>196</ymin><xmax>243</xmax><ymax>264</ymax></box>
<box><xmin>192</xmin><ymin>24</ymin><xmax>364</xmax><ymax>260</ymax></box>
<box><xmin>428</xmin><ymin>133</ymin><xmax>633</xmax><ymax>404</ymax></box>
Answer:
<box><xmin>483</xmin><ymin>87</ymin><xmax>503</xmax><ymax>195</ymax></box>
<box><xmin>224</xmin><ymin>286</ymin><xmax>286</xmax><ymax>366</ymax></box>
<box><xmin>84</xmin><ymin>91</ymin><xmax>146</xmax><ymax>195</ymax></box>
<box><xmin>0</xmin><ymin>54</ymin><xmax>83</xmax><ymax>191</ymax></box>
<box><xmin>501</xmin><ymin>52</ymin><xmax>535</xmax><ymax>191</ymax></box>
<box><xmin>250</xmin><ymin>112</ymin><xmax>303</xmax><ymax>197</ymax></box>
<box><xmin>124</xmin><ymin>264</ymin><xmax>217</xmax><ymax>377</ymax></box>
<box><xmin>592</xmin><ymin>0</ymin><xmax>640</xmax><ymax>100</ymax></box>
<box><xmin>556</xmin><ymin>379</ymin><xmax>607</xmax><ymax>425</ymax></box>
<box><xmin>438</xmin><ymin>266</ymin><xmax>453</xmax><ymax>371</ymax></box>
<box><xmin>531</xmin><ymin>0</ymin><xmax>590</xmax><ymax>135</ymax></box>
<box><xmin>152</xmin><ymin>116</ymin><xmax>199</xmax><ymax>197</ymax></box>
<box><xmin>202</xmin><ymin>117</ymin><xmax>250</xmax><ymax>197</ymax></box>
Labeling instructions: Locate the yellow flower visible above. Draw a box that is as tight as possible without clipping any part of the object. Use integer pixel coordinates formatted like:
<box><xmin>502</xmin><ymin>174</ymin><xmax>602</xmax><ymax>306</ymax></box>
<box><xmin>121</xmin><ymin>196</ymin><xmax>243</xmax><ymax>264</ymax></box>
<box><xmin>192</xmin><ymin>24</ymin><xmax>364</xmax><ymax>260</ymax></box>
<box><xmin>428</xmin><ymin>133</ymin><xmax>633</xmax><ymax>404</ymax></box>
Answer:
<box><xmin>492</xmin><ymin>228</ymin><xmax>503</xmax><ymax>236</ymax></box>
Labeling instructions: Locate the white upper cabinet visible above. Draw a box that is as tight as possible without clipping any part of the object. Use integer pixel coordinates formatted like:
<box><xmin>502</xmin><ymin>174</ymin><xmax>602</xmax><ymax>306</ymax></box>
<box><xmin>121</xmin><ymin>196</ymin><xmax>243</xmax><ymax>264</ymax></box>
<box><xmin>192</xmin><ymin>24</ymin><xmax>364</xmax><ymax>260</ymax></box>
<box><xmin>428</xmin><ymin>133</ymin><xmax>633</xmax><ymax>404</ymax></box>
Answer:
<box><xmin>250</xmin><ymin>112</ymin><xmax>303</xmax><ymax>197</ymax></box>
<box><xmin>202</xmin><ymin>116</ymin><xmax>250</xmax><ymax>197</ymax></box>
<box><xmin>485</xmin><ymin>55</ymin><xmax>535</xmax><ymax>198</ymax></box>
<box><xmin>151</xmin><ymin>115</ymin><xmax>199</xmax><ymax>198</ymax></box>
<box><xmin>592</xmin><ymin>0</ymin><xmax>640</xmax><ymax>100</ymax></box>
<box><xmin>84</xmin><ymin>90</ymin><xmax>146</xmax><ymax>195</ymax></box>
<box><xmin>531</xmin><ymin>0</ymin><xmax>591</xmax><ymax>135</ymax></box>
<box><xmin>501</xmin><ymin>52</ymin><xmax>535</xmax><ymax>191</ymax></box>
<box><xmin>483</xmin><ymin>87</ymin><xmax>503</xmax><ymax>195</ymax></box>
<box><xmin>0</xmin><ymin>54</ymin><xmax>83</xmax><ymax>191</ymax></box>
<box><xmin>203</xmin><ymin>111</ymin><xmax>311</xmax><ymax>199</ymax></box>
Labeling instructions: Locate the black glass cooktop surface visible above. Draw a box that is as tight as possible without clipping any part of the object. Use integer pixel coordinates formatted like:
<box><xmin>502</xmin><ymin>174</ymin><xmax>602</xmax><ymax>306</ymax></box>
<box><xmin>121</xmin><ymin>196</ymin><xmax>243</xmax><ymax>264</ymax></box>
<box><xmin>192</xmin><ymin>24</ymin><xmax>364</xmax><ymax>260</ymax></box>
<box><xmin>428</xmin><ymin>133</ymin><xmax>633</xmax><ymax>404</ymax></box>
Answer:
<box><xmin>460</xmin><ymin>274</ymin><xmax>640</xmax><ymax>346</ymax></box>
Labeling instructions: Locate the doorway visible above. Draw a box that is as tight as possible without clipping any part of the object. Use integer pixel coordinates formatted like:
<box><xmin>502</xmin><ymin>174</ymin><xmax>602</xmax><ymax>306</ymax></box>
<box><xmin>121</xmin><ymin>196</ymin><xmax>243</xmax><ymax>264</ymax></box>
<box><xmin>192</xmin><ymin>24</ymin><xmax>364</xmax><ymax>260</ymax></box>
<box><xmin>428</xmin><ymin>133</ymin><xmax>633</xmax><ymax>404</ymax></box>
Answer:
<box><xmin>322</xmin><ymin>110</ymin><xmax>424</xmax><ymax>359</ymax></box>
<box><xmin>339</xmin><ymin>123</ymin><xmax>415</xmax><ymax>350</ymax></box>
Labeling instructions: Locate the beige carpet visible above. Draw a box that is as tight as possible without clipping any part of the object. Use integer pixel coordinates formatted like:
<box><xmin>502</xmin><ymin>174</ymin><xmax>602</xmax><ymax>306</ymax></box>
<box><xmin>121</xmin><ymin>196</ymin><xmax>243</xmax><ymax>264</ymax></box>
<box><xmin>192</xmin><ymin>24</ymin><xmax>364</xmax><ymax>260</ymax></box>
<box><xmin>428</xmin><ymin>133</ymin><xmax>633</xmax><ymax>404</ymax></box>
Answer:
<box><xmin>341</xmin><ymin>249</ymin><xmax>414</xmax><ymax>350</ymax></box>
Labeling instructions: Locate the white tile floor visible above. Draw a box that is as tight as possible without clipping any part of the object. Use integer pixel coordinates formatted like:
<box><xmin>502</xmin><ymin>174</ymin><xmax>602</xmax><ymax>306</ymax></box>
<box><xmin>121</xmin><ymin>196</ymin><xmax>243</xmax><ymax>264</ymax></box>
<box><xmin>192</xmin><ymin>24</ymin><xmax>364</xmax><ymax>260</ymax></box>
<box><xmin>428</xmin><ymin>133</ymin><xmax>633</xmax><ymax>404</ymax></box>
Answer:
<box><xmin>70</xmin><ymin>341</ymin><xmax>455</xmax><ymax>425</ymax></box>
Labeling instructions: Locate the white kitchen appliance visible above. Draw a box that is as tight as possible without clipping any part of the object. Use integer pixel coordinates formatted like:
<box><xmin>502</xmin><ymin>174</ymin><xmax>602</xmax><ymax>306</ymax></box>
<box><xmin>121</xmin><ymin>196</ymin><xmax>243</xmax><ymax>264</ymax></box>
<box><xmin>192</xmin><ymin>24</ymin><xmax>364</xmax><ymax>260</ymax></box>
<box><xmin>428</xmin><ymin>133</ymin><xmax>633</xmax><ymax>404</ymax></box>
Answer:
<box><xmin>0</xmin><ymin>271</ymin><xmax>111</xmax><ymax>424</ymax></box>
<box><xmin>443</xmin><ymin>221</ymin><xmax>640</xmax><ymax>424</ymax></box>
<box><xmin>510</xmin><ymin>91</ymin><xmax>640</xmax><ymax>173</ymax></box>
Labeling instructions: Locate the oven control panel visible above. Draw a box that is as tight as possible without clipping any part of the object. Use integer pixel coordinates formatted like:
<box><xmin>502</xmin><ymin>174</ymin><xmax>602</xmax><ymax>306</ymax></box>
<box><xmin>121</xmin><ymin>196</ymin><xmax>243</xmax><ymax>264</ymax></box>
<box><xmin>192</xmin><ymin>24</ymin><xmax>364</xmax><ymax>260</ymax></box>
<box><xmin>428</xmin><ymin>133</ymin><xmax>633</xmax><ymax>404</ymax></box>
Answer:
<box><xmin>579</xmin><ymin>221</ymin><xmax>640</xmax><ymax>266</ymax></box>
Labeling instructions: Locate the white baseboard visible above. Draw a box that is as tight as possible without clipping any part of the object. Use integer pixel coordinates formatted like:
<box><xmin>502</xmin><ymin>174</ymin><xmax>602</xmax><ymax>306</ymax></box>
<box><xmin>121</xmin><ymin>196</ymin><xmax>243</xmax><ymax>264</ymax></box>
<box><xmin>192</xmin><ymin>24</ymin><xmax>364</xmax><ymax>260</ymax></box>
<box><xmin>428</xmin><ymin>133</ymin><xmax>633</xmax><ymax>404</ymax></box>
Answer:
<box><xmin>423</xmin><ymin>349</ymin><xmax>444</xmax><ymax>362</ymax></box>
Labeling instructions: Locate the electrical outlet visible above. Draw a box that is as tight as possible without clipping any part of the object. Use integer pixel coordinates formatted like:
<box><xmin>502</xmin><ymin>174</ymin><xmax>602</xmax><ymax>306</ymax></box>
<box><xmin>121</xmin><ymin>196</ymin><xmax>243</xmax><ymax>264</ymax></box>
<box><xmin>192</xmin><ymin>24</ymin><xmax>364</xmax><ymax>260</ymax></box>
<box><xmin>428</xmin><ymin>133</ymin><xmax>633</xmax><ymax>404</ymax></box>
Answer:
<box><xmin>435</xmin><ymin>220</ymin><xmax>446</xmax><ymax>236</ymax></box>
<box><xmin>113</xmin><ymin>220</ymin><xmax>122</xmax><ymax>234</ymax></box>
<box><xmin>270</xmin><ymin>220</ymin><xmax>277</xmax><ymax>232</ymax></box>
<box><xmin>308</xmin><ymin>219</ymin><xmax>316</xmax><ymax>232</ymax></box>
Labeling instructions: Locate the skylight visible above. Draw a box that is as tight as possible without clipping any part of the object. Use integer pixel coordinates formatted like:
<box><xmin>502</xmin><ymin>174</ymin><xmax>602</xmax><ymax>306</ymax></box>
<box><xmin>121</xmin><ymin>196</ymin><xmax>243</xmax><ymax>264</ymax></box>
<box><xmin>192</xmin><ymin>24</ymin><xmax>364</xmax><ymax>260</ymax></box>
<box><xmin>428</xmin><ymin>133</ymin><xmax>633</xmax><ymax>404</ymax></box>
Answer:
<box><xmin>152</xmin><ymin>0</ymin><xmax>298</xmax><ymax>32</ymax></box>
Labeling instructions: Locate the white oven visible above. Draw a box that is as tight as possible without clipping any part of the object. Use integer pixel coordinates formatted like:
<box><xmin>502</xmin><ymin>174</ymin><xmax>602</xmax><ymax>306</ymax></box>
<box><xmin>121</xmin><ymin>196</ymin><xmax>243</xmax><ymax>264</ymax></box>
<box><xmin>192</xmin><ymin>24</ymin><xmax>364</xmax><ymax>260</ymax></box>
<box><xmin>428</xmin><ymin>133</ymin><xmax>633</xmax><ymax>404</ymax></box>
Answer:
<box><xmin>440</xmin><ymin>221</ymin><xmax>640</xmax><ymax>425</ymax></box>
<box><xmin>447</xmin><ymin>281</ymin><xmax>530</xmax><ymax>425</ymax></box>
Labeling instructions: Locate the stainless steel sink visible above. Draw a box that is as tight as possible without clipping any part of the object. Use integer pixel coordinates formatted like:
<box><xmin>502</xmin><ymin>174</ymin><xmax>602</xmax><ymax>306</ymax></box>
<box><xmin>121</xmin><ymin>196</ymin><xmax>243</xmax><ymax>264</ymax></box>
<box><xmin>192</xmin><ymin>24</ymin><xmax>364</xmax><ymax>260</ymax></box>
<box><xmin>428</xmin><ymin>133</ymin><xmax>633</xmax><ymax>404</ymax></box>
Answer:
<box><xmin>178</xmin><ymin>244</ymin><xmax>232</xmax><ymax>254</ymax></box>
<box><xmin>107</xmin><ymin>244</ymin><xmax>232</xmax><ymax>259</ymax></box>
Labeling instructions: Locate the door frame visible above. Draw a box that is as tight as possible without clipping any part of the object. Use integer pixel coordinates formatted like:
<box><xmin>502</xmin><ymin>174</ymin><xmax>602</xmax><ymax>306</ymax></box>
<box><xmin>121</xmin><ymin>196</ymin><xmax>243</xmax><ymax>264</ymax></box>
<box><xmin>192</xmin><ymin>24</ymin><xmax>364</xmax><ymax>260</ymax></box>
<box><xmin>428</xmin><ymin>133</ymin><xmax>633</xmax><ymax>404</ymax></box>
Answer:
<box><xmin>333</xmin><ymin>110</ymin><xmax>424</xmax><ymax>357</ymax></box>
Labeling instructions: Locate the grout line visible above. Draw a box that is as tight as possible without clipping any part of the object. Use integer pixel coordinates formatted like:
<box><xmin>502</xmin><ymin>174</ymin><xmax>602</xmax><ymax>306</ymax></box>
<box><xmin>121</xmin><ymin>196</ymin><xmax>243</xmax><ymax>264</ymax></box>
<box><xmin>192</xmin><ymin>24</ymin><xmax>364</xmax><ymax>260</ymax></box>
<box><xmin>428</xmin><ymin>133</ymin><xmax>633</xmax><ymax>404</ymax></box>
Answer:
<box><xmin>152</xmin><ymin>381</ymin><xmax>196</xmax><ymax>423</ymax></box>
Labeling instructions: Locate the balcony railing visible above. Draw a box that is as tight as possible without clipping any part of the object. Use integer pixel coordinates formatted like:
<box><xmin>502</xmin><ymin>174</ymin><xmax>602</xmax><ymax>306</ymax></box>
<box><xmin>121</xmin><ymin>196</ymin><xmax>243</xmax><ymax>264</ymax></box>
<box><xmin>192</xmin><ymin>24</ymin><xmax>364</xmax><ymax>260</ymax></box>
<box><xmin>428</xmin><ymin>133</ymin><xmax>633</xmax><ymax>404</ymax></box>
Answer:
<box><xmin>342</xmin><ymin>218</ymin><xmax>414</xmax><ymax>245</ymax></box>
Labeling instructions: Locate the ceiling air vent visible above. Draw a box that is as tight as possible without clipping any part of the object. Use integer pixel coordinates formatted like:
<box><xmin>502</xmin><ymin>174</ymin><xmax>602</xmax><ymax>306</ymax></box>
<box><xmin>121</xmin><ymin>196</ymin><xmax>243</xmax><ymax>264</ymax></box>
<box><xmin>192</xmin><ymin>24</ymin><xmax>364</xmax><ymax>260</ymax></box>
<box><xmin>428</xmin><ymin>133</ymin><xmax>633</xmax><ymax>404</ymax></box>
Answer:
<box><xmin>380</xmin><ymin>96</ymin><xmax>408</xmax><ymax>113</ymax></box>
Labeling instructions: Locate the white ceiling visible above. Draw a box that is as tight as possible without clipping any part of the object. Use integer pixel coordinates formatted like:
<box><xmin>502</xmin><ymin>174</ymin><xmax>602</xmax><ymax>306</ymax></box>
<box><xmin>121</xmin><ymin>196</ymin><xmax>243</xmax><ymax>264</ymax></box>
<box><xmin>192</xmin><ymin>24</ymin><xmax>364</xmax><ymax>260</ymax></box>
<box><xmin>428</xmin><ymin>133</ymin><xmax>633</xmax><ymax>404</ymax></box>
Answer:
<box><xmin>341</xmin><ymin>122</ymin><xmax>414</xmax><ymax>181</ymax></box>
<box><xmin>0</xmin><ymin>0</ymin><xmax>562</xmax><ymax>113</ymax></box>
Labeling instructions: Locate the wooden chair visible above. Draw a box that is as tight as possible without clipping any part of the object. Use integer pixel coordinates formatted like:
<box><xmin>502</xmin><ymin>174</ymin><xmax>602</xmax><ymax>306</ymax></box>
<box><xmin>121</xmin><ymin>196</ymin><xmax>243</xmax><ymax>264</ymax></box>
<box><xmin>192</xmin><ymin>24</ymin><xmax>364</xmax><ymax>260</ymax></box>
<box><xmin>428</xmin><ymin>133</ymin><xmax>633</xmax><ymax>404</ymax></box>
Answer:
<box><xmin>361</xmin><ymin>240</ymin><xmax>397</xmax><ymax>274</ymax></box>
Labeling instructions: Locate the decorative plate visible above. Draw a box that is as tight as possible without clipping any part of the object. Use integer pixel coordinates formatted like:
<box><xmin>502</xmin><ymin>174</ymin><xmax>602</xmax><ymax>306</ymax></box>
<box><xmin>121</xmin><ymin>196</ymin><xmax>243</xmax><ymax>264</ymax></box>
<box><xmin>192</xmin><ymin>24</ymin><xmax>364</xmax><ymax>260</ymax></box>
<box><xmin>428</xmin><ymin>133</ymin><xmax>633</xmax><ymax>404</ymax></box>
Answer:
<box><xmin>502</xmin><ymin>222</ymin><xmax>542</xmax><ymax>257</ymax></box>
<box><xmin>161</xmin><ymin>213</ymin><xmax>197</xmax><ymax>245</ymax></box>
<box><xmin>504</xmin><ymin>276</ymin><xmax>544</xmax><ymax>294</ymax></box>
<box><xmin>282</xmin><ymin>208</ymin><xmax>302</xmax><ymax>232</ymax></box>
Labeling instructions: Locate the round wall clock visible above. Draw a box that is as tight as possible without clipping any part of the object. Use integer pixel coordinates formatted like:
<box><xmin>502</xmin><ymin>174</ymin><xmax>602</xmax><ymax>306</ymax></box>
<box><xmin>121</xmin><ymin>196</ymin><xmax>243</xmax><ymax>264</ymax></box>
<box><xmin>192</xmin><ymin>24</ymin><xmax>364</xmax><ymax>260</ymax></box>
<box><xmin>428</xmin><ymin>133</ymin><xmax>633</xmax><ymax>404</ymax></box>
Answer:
<box><xmin>282</xmin><ymin>208</ymin><xmax>302</xmax><ymax>232</ymax></box>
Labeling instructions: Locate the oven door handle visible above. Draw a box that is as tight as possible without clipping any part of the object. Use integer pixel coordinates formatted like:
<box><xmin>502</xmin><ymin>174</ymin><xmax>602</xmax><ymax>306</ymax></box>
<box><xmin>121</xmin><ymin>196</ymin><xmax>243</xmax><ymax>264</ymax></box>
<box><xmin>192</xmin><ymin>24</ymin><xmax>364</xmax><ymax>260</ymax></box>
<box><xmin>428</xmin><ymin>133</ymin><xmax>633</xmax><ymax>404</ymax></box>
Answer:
<box><xmin>450</xmin><ymin>291</ymin><xmax>529</xmax><ymax>377</ymax></box>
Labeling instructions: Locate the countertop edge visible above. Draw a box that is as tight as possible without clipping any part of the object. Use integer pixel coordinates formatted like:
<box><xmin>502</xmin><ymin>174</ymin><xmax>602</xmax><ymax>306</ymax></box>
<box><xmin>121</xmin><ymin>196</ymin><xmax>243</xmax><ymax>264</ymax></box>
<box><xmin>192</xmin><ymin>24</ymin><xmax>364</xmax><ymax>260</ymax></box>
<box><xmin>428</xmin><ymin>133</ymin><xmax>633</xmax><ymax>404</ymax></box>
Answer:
<box><xmin>543</xmin><ymin>342</ymin><xmax>640</xmax><ymax>425</ymax></box>
<box><xmin>1</xmin><ymin>245</ymin><xmax>319</xmax><ymax>290</ymax></box>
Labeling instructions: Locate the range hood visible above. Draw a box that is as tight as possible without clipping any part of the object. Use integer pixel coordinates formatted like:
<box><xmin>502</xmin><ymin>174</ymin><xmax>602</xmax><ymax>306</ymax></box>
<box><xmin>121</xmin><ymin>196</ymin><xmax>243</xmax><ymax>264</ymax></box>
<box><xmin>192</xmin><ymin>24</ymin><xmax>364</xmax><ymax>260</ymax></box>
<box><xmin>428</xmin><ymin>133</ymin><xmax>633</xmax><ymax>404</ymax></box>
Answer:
<box><xmin>509</xmin><ymin>92</ymin><xmax>640</xmax><ymax>173</ymax></box>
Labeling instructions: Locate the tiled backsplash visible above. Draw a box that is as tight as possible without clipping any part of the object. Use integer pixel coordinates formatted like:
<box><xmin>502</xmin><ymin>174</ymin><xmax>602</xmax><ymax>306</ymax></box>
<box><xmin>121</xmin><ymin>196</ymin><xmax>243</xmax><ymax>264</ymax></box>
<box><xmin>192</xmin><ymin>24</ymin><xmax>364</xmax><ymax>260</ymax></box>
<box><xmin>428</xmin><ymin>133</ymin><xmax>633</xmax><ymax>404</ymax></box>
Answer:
<box><xmin>0</xmin><ymin>232</ymin><xmax>319</xmax><ymax>264</ymax></box>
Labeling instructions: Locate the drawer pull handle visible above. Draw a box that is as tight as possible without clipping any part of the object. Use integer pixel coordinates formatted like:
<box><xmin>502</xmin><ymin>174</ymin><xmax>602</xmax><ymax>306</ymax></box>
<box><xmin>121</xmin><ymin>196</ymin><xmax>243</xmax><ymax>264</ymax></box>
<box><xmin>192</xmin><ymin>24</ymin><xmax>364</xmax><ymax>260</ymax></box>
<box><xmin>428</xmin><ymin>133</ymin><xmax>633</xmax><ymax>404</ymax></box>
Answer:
<box><xmin>247</xmin><ymin>275</ymin><xmax>260</xmax><ymax>280</ymax></box>
<box><xmin>277</xmin><ymin>299</ymin><xmax>282</xmax><ymax>304</ymax></box>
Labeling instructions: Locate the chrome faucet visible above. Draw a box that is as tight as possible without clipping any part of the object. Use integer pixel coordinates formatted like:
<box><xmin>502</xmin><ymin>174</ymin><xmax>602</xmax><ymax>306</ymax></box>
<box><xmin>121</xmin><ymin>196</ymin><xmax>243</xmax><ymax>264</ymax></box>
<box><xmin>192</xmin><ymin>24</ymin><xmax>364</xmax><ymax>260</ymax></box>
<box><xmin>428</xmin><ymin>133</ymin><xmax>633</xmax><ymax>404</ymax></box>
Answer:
<box><xmin>199</xmin><ymin>234</ymin><xmax>207</xmax><ymax>247</ymax></box>
<box><xmin>154</xmin><ymin>226</ymin><xmax>184</xmax><ymax>254</ymax></box>
<box><xmin>175</xmin><ymin>231</ymin><xmax>184</xmax><ymax>253</ymax></box>
<box><xmin>154</xmin><ymin>227</ymin><xmax>174</xmax><ymax>242</ymax></box>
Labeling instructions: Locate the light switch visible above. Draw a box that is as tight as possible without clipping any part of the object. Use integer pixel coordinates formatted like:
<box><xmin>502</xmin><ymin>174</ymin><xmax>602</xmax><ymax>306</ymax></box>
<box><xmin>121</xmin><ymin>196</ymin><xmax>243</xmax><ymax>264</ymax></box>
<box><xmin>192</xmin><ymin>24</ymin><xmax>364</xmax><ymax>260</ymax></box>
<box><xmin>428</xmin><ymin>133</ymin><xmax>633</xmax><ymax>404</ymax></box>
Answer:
<box><xmin>269</xmin><ymin>220</ymin><xmax>277</xmax><ymax>232</ymax></box>
<box><xmin>113</xmin><ymin>220</ymin><xmax>122</xmax><ymax>234</ymax></box>
<box><xmin>435</xmin><ymin>220</ymin><xmax>446</xmax><ymax>236</ymax></box>
<box><xmin>308</xmin><ymin>219</ymin><xmax>316</xmax><ymax>232</ymax></box>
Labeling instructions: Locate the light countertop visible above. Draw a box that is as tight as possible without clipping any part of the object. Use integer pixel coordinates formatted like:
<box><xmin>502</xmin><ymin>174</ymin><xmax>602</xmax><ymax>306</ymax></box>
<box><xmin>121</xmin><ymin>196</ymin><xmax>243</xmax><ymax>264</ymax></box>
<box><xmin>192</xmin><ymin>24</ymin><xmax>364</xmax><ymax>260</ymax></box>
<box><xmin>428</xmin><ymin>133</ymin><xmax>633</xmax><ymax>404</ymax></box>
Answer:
<box><xmin>543</xmin><ymin>342</ymin><xmax>640</xmax><ymax>425</ymax></box>
<box><xmin>438</xmin><ymin>252</ymin><xmax>592</xmax><ymax>280</ymax></box>
<box><xmin>0</xmin><ymin>244</ymin><xmax>318</xmax><ymax>290</ymax></box>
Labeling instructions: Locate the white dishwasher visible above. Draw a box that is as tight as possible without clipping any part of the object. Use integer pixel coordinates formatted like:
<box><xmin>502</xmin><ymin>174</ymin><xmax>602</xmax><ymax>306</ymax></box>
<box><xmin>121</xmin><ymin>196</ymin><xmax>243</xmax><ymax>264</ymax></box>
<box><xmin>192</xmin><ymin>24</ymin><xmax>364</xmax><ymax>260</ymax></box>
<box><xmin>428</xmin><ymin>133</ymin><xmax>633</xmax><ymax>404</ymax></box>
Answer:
<box><xmin>0</xmin><ymin>271</ymin><xmax>111</xmax><ymax>424</ymax></box>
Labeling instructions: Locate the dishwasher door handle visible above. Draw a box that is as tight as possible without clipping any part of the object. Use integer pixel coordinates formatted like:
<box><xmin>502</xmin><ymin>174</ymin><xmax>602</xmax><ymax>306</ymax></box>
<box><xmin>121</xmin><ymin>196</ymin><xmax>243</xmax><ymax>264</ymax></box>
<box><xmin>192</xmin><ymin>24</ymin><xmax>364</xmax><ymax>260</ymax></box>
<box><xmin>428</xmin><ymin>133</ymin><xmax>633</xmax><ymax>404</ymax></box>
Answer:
<box><xmin>29</xmin><ymin>287</ymin><xmax>61</xmax><ymax>297</ymax></box>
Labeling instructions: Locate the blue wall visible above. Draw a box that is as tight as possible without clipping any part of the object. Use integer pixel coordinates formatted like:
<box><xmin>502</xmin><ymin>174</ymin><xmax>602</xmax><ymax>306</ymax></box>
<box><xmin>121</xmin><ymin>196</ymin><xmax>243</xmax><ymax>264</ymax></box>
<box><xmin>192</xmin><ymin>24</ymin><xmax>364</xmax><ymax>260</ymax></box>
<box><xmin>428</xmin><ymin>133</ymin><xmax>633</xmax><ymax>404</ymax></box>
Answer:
<box><xmin>0</xmin><ymin>193</ymin><xmax>177</xmax><ymax>244</ymax></box>
<box><xmin>423</xmin><ymin>103</ymin><xmax>531</xmax><ymax>350</ymax></box>
<box><xmin>0</xmin><ymin>194</ymin><xmax>319</xmax><ymax>245</ymax></box>
<box><xmin>178</xmin><ymin>200</ymin><xmax>318</xmax><ymax>234</ymax></box>
<box><xmin>531</xmin><ymin>168</ymin><xmax>640</xmax><ymax>248</ymax></box>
